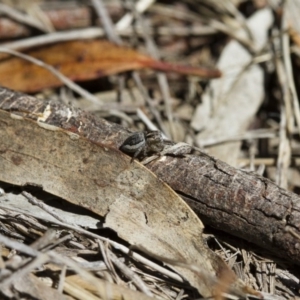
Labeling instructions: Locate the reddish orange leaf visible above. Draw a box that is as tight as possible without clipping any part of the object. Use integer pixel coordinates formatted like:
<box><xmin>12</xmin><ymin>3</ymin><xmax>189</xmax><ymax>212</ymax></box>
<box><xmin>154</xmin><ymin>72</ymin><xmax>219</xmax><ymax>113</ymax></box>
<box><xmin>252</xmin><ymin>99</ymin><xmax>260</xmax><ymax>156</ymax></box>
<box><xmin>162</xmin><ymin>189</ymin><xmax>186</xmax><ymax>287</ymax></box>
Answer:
<box><xmin>0</xmin><ymin>40</ymin><xmax>221</xmax><ymax>93</ymax></box>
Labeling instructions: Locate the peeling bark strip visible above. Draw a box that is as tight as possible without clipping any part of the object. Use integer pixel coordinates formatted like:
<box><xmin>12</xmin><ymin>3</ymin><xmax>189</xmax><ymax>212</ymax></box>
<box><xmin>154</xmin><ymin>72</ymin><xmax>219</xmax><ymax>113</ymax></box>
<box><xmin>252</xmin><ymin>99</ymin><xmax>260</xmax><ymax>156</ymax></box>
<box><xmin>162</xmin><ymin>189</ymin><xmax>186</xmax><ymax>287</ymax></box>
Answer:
<box><xmin>0</xmin><ymin>87</ymin><xmax>300</xmax><ymax>264</ymax></box>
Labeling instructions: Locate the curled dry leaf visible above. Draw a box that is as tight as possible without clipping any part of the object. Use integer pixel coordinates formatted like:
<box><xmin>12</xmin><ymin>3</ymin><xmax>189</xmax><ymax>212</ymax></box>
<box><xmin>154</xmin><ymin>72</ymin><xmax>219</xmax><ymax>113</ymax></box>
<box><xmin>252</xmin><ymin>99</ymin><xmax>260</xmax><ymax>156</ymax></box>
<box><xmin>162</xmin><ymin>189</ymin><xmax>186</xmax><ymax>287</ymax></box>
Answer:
<box><xmin>0</xmin><ymin>40</ymin><xmax>221</xmax><ymax>93</ymax></box>
<box><xmin>0</xmin><ymin>94</ymin><xmax>242</xmax><ymax>298</ymax></box>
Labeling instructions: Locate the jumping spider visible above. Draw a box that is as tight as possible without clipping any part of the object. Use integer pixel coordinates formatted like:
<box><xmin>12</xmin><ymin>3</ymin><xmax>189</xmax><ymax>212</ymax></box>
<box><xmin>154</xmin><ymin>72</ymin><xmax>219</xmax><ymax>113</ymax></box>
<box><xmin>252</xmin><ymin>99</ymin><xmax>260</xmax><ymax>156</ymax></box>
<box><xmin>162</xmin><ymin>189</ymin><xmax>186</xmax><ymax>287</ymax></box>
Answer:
<box><xmin>120</xmin><ymin>130</ymin><xmax>164</xmax><ymax>162</ymax></box>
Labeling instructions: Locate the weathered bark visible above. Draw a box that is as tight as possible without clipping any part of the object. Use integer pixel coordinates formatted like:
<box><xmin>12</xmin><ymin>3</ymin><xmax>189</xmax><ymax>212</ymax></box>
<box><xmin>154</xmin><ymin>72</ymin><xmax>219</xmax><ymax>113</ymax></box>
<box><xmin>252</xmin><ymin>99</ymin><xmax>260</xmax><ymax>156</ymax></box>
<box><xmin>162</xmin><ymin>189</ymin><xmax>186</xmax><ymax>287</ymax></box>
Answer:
<box><xmin>0</xmin><ymin>87</ymin><xmax>299</xmax><ymax>264</ymax></box>
<box><xmin>147</xmin><ymin>156</ymin><xmax>299</xmax><ymax>263</ymax></box>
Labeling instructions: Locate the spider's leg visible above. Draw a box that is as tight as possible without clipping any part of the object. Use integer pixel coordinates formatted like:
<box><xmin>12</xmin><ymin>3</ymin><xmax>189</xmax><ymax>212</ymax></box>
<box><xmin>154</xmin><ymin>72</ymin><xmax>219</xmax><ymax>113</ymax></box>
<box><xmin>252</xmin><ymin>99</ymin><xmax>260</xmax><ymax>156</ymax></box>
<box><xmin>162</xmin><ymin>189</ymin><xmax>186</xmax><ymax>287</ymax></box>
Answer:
<box><xmin>130</xmin><ymin>146</ymin><xmax>145</xmax><ymax>163</ymax></box>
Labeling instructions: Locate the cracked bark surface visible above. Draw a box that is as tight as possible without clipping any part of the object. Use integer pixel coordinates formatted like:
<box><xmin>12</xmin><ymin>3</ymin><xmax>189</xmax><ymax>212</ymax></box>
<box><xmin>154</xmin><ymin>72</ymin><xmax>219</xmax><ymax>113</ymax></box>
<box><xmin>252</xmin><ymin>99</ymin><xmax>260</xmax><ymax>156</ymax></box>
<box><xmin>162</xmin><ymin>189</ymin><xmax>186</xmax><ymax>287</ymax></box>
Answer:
<box><xmin>0</xmin><ymin>87</ymin><xmax>300</xmax><ymax>264</ymax></box>
<box><xmin>147</xmin><ymin>156</ymin><xmax>299</xmax><ymax>263</ymax></box>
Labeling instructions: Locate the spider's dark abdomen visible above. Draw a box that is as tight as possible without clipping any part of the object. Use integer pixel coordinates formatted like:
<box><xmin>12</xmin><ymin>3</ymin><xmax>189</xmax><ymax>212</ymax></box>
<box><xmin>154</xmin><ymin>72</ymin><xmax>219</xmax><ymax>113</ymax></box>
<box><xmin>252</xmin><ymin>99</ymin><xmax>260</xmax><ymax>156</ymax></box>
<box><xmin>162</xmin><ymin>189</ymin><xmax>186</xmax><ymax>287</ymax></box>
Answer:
<box><xmin>120</xmin><ymin>132</ymin><xmax>146</xmax><ymax>154</ymax></box>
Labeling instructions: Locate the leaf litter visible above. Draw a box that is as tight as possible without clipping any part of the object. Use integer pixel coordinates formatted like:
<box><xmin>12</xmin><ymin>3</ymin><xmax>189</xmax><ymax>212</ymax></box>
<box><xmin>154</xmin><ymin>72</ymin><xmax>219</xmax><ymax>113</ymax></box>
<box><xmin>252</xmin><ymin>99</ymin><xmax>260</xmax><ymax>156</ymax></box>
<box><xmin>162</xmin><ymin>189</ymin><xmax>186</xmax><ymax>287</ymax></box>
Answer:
<box><xmin>0</xmin><ymin>1</ymin><xmax>300</xmax><ymax>300</ymax></box>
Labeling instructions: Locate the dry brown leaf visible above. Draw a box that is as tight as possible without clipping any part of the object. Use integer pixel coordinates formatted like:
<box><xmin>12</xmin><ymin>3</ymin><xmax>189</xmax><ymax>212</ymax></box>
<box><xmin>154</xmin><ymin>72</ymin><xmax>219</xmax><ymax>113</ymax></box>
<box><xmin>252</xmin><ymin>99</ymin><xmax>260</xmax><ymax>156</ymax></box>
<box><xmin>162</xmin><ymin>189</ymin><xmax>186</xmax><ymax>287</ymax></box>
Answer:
<box><xmin>0</xmin><ymin>40</ymin><xmax>221</xmax><ymax>93</ymax></box>
<box><xmin>0</xmin><ymin>107</ymin><xmax>237</xmax><ymax>298</ymax></box>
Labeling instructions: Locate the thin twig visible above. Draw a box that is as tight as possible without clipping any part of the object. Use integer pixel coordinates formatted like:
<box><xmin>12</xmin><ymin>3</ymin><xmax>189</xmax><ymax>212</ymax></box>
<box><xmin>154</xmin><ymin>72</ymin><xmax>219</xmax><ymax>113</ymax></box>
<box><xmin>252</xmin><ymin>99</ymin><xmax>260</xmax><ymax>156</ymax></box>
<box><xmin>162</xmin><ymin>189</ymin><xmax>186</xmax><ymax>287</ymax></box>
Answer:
<box><xmin>57</xmin><ymin>265</ymin><xmax>67</xmax><ymax>293</ymax></box>
<box><xmin>274</xmin><ymin>32</ymin><xmax>292</xmax><ymax>189</ymax></box>
<box><xmin>199</xmin><ymin>129</ymin><xmax>277</xmax><ymax>148</ymax></box>
<box><xmin>22</xmin><ymin>191</ymin><xmax>71</xmax><ymax>224</ymax></box>
<box><xmin>0</xmin><ymin>3</ymin><xmax>47</xmax><ymax>32</ymax></box>
<box><xmin>0</xmin><ymin>254</ymin><xmax>49</xmax><ymax>288</ymax></box>
<box><xmin>276</xmin><ymin>105</ymin><xmax>290</xmax><ymax>188</ymax></box>
<box><xmin>1</xmin><ymin>28</ymin><xmax>105</xmax><ymax>51</ymax></box>
<box><xmin>133</xmin><ymin>72</ymin><xmax>168</xmax><ymax>134</ymax></box>
<box><xmin>136</xmin><ymin>108</ymin><xmax>167</xmax><ymax>139</ymax></box>
<box><xmin>91</xmin><ymin>0</ymin><xmax>166</xmax><ymax>132</ymax></box>
<box><xmin>98</xmin><ymin>240</ymin><xmax>119</xmax><ymax>283</ymax></box>
<box><xmin>108</xmin><ymin>250</ymin><xmax>153</xmax><ymax>297</ymax></box>
<box><xmin>1</xmin><ymin>26</ymin><xmax>217</xmax><ymax>54</ymax></box>
<box><xmin>91</xmin><ymin>0</ymin><xmax>122</xmax><ymax>45</ymax></box>
<box><xmin>0</xmin><ymin>233</ymin><xmax>158</xmax><ymax>300</ymax></box>
<box><xmin>0</xmin><ymin>205</ymin><xmax>183</xmax><ymax>283</ymax></box>
<box><xmin>135</xmin><ymin>14</ymin><xmax>174</xmax><ymax>139</ymax></box>
<box><xmin>116</xmin><ymin>0</ymin><xmax>155</xmax><ymax>31</ymax></box>
<box><xmin>282</xmin><ymin>8</ymin><xmax>300</xmax><ymax>137</ymax></box>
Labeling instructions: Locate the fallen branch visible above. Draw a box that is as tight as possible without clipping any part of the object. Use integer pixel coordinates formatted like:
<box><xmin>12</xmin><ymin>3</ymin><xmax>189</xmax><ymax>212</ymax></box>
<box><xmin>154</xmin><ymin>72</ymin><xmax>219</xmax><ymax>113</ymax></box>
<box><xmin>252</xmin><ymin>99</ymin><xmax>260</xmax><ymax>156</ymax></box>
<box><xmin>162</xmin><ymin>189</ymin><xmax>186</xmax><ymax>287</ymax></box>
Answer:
<box><xmin>0</xmin><ymin>87</ymin><xmax>299</xmax><ymax>265</ymax></box>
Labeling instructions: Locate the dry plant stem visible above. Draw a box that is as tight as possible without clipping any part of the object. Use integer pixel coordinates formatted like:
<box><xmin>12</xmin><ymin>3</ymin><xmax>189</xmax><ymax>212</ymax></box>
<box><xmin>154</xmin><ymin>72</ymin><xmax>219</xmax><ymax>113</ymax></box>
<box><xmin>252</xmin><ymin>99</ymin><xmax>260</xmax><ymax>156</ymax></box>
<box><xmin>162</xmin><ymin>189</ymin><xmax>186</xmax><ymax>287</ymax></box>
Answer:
<box><xmin>91</xmin><ymin>0</ymin><xmax>167</xmax><ymax>134</ymax></box>
<box><xmin>0</xmin><ymin>252</ymin><xmax>49</xmax><ymax>288</ymax></box>
<box><xmin>91</xmin><ymin>0</ymin><xmax>122</xmax><ymax>45</ymax></box>
<box><xmin>223</xmin><ymin>0</ymin><xmax>253</xmax><ymax>41</ymax></box>
<box><xmin>269</xmin><ymin>263</ymin><xmax>276</xmax><ymax>295</ymax></box>
<box><xmin>276</xmin><ymin>106</ymin><xmax>290</xmax><ymax>189</ymax></box>
<box><xmin>0</xmin><ymin>234</ymin><xmax>157</xmax><ymax>300</ymax></box>
<box><xmin>0</xmin><ymin>204</ymin><xmax>183</xmax><ymax>283</ymax></box>
<box><xmin>149</xmin><ymin>3</ymin><xmax>199</xmax><ymax>22</ymax></box>
<box><xmin>137</xmin><ymin>15</ymin><xmax>175</xmax><ymax>139</ymax></box>
<box><xmin>199</xmin><ymin>129</ymin><xmax>277</xmax><ymax>147</ymax></box>
<box><xmin>136</xmin><ymin>108</ymin><xmax>164</xmax><ymax>136</ymax></box>
<box><xmin>22</xmin><ymin>191</ymin><xmax>158</xmax><ymax>289</ymax></box>
<box><xmin>134</xmin><ymin>246</ymin><xmax>215</xmax><ymax>286</ymax></box>
<box><xmin>0</xmin><ymin>26</ymin><xmax>217</xmax><ymax>53</ymax></box>
<box><xmin>146</xmin><ymin>3</ymin><xmax>218</xmax><ymax>37</ymax></box>
<box><xmin>63</xmin><ymin>281</ymin><xmax>101</xmax><ymax>300</ymax></box>
<box><xmin>29</xmin><ymin>4</ymin><xmax>55</xmax><ymax>32</ymax></box>
<box><xmin>282</xmin><ymin>8</ymin><xmax>300</xmax><ymax>136</ymax></box>
<box><xmin>182</xmin><ymin>1</ymin><xmax>255</xmax><ymax>53</ymax></box>
<box><xmin>132</xmin><ymin>72</ymin><xmax>168</xmax><ymax>134</ymax></box>
<box><xmin>285</xmin><ymin>227</ymin><xmax>300</xmax><ymax>241</ymax></box>
<box><xmin>108</xmin><ymin>250</ymin><xmax>154</xmax><ymax>297</ymax></box>
<box><xmin>274</xmin><ymin>49</ymin><xmax>292</xmax><ymax>188</ymax></box>
<box><xmin>19</xmin><ymin>215</ymin><xmax>48</xmax><ymax>233</ymax></box>
<box><xmin>78</xmin><ymin>260</ymin><xmax>106</xmax><ymax>271</ymax></box>
<box><xmin>133</xmin><ymin>245</ymin><xmax>248</xmax><ymax>299</ymax></box>
<box><xmin>155</xmin><ymin>73</ymin><xmax>173</xmax><ymax>138</ymax></box>
<box><xmin>98</xmin><ymin>240</ymin><xmax>119</xmax><ymax>283</ymax></box>
<box><xmin>43</xmin><ymin>234</ymin><xmax>74</xmax><ymax>252</ymax></box>
<box><xmin>248</xmin><ymin>140</ymin><xmax>256</xmax><ymax>172</ymax></box>
<box><xmin>279</xmin><ymin>53</ymin><xmax>294</xmax><ymax>139</ymax></box>
<box><xmin>58</xmin><ymin>265</ymin><xmax>67</xmax><ymax>293</ymax></box>
<box><xmin>0</xmin><ymin>245</ymin><xmax>5</xmax><ymax>269</ymax></box>
<box><xmin>22</xmin><ymin>191</ymin><xmax>67</xmax><ymax>224</ymax></box>
<box><xmin>213</xmin><ymin>238</ymin><xmax>232</xmax><ymax>262</ymax></box>
<box><xmin>30</xmin><ymin>229</ymin><xmax>58</xmax><ymax>250</ymax></box>
<box><xmin>7</xmin><ymin>191</ymin><xmax>175</xmax><ymax>289</ymax></box>
<box><xmin>116</xmin><ymin>0</ymin><xmax>155</xmax><ymax>31</ymax></box>
<box><xmin>89</xmin><ymin>0</ymin><xmax>137</xmax><ymax>126</ymax></box>
<box><xmin>209</xmin><ymin>19</ymin><xmax>255</xmax><ymax>53</ymax></box>
<box><xmin>0</xmin><ymin>3</ymin><xmax>47</xmax><ymax>32</ymax></box>
<box><xmin>262</xmin><ymin>263</ymin><xmax>268</xmax><ymax>292</ymax></box>
<box><xmin>1</xmin><ymin>28</ymin><xmax>106</xmax><ymax>51</ymax></box>
<box><xmin>274</xmin><ymin>50</ymin><xmax>294</xmax><ymax>136</ymax></box>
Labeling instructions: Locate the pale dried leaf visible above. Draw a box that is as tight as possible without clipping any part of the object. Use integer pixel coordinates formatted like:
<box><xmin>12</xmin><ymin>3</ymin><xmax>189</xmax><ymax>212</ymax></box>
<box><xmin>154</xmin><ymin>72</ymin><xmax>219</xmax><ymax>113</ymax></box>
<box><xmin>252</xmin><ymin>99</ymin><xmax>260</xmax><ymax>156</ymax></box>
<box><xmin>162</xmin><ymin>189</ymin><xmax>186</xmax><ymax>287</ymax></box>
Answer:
<box><xmin>0</xmin><ymin>108</ymin><xmax>235</xmax><ymax>297</ymax></box>
<box><xmin>191</xmin><ymin>8</ymin><xmax>273</xmax><ymax>166</ymax></box>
